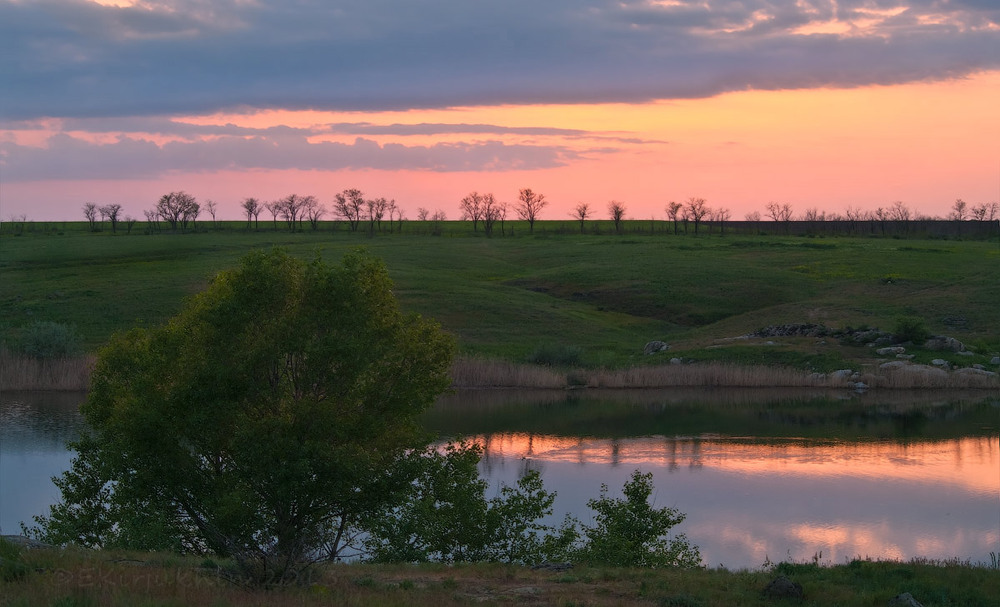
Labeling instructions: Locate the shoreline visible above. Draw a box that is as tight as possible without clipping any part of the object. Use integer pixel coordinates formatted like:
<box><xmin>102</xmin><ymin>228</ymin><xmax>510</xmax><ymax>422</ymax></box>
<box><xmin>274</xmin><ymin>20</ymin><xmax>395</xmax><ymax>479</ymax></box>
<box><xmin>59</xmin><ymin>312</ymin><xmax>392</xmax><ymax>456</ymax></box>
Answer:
<box><xmin>2</xmin><ymin>352</ymin><xmax>997</xmax><ymax>393</ymax></box>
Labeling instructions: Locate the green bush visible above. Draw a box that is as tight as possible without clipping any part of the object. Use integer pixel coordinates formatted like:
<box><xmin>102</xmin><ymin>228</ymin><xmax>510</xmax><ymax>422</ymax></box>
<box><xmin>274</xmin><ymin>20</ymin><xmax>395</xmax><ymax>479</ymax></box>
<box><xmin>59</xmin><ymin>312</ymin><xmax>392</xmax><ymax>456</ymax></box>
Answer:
<box><xmin>0</xmin><ymin>537</ymin><xmax>30</xmax><ymax>582</ymax></box>
<box><xmin>526</xmin><ymin>343</ymin><xmax>583</xmax><ymax>367</ymax></box>
<box><xmin>18</xmin><ymin>321</ymin><xmax>82</xmax><ymax>359</ymax></box>
<box><xmin>893</xmin><ymin>316</ymin><xmax>930</xmax><ymax>344</ymax></box>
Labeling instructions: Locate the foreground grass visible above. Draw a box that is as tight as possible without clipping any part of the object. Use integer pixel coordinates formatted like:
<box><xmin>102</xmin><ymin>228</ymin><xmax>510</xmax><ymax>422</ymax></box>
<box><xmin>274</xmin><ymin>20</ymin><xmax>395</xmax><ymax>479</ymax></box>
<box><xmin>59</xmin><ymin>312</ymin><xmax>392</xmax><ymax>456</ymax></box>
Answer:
<box><xmin>3</xmin><ymin>546</ymin><xmax>999</xmax><ymax>607</ymax></box>
<box><xmin>2</xmin><ymin>225</ymin><xmax>999</xmax><ymax>376</ymax></box>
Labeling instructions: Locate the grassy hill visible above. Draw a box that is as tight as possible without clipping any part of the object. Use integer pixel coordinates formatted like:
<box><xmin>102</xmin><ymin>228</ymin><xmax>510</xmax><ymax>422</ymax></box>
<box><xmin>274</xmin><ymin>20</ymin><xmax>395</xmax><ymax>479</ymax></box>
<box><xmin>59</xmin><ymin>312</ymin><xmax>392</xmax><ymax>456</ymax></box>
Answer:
<box><xmin>2</xmin><ymin>222</ymin><xmax>998</xmax><ymax>374</ymax></box>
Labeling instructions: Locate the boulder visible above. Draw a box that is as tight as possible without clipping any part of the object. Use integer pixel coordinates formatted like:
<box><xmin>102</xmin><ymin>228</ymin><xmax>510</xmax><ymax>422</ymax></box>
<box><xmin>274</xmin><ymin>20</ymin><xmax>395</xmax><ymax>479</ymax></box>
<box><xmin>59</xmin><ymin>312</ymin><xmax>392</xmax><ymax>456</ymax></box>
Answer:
<box><xmin>876</xmin><ymin>346</ymin><xmax>906</xmax><ymax>356</ymax></box>
<box><xmin>880</xmin><ymin>361</ymin><xmax>909</xmax><ymax>371</ymax></box>
<box><xmin>953</xmin><ymin>368</ymin><xmax>997</xmax><ymax>378</ymax></box>
<box><xmin>887</xmin><ymin>592</ymin><xmax>924</xmax><ymax>607</ymax></box>
<box><xmin>763</xmin><ymin>575</ymin><xmax>803</xmax><ymax>599</ymax></box>
<box><xmin>992</xmin><ymin>356</ymin><xmax>1000</xmax><ymax>366</ymax></box>
<box><xmin>924</xmin><ymin>336</ymin><xmax>965</xmax><ymax>352</ymax></box>
<box><xmin>931</xmin><ymin>359</ymin><xmax>949</xmax><ymax>367</ymax></box>
<box><xmin>829</xmin><ymin>369</ymin><xmax>854</xmax><ymax>381</ymax></box>
<box><xmin>643</xmin><ymin>340</ymin><xmax>669</xmax><ymax>355</ymax></box>
<box><xmin>670</xmin><ymin>357</ymin><xmax>683</xmax><ymax>365</ymax></box>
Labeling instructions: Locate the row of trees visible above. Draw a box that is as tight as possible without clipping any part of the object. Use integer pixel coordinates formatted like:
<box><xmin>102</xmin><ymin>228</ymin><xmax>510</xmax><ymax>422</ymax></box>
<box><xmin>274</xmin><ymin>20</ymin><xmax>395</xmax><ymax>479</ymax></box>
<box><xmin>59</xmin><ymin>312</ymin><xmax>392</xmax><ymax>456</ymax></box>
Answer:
<box><xmin>83</xmin><ymin>190</ymin><xmax>999</xmax><ymax>237</ymax></box>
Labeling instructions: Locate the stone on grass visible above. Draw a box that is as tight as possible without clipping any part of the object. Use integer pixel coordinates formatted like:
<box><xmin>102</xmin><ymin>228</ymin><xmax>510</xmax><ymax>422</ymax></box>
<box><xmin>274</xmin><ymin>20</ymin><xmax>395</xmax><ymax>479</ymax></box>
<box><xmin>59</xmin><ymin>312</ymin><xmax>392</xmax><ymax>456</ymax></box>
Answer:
<box><xmin>876</xmin><ymin>346</ymin><xmax>906</xmax><ymax>356</ymax></box>
<box><xmin>643</xmin><ymin>340</ymin><xmax>669</xmax><ymax>355</ymax></box>
<box><xmin>763</xmin><ymin>575</ymin><xmax>803</xmax><ymax>599</ymax></box>
<box><xmin>924</xmin><ymin>336</ymin><xmax>965</xmax><ymax>352</ymax></box>
<box><xmin>887</xmin><ymin>592</ymin><xmax>924</xmax><ymax>607</ymax></box>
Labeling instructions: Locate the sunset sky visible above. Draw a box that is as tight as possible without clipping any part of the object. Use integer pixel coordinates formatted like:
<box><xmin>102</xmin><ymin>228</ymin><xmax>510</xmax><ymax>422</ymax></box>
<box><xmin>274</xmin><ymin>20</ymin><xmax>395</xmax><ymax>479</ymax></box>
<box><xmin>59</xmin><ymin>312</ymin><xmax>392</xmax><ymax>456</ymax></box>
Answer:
<box><xmin>2</xmin><ymin>0</ymin><xmax>998</xmax><ymax>222</ymax></box>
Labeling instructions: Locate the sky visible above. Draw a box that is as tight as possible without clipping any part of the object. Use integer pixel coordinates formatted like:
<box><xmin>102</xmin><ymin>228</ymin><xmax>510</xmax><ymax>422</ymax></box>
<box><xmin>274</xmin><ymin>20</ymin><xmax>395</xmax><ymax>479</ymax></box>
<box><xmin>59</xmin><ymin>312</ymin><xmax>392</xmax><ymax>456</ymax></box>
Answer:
<box><xmin>1</xmin><ymin>0</ymin><xmax>999</xmax><ymax>222</ymax></box>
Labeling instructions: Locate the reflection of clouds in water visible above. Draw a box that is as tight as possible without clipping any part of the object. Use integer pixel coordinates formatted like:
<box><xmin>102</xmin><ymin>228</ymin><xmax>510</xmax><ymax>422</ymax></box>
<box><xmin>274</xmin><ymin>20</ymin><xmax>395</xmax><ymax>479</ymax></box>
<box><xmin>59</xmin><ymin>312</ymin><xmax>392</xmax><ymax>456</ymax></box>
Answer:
<box><xmin>471</xmin><ymin>433</ymin><xmax>1000</xmax><ymax>569</ymax></box>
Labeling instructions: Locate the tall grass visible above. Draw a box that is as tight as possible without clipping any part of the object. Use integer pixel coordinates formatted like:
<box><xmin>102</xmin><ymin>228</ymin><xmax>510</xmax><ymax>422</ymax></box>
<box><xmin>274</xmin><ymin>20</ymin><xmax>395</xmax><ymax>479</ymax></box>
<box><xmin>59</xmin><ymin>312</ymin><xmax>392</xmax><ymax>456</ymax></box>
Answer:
<box><xmin>3</xmin><ymin>352</ymin><xmax>994</xmax><ymax>391</ymax></box>
<box><xmin>0</xmin><ymin>350</ymin><xmax>93</xmax><ymax>391</ymax></box>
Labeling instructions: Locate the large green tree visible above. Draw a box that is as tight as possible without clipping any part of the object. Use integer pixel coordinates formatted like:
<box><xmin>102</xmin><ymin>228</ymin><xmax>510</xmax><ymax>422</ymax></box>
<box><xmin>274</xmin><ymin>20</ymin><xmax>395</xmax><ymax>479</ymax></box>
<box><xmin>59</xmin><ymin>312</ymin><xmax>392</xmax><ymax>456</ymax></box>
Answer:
<box><xmin>33</xmin><ymin>248</ymin><xmax>454</xmax><ymax>584</ymax></box>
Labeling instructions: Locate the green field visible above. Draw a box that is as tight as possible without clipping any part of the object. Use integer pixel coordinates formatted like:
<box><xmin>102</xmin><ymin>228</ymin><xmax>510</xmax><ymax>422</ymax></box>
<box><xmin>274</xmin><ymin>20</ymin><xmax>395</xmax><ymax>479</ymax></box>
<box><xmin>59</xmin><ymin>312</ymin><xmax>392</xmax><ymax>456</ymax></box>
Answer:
<box><xmin>2</xmin><ymin>222</ymin><xmax>999</xmax><ymax>371</ymax></box>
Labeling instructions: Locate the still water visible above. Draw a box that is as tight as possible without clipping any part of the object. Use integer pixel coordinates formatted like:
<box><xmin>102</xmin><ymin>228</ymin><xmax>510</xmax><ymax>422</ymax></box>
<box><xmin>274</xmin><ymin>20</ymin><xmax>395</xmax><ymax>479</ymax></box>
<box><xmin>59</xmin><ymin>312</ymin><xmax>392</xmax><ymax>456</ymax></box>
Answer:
<box><xmin>2</xmin><ymin>389</ymin><xmax>998</xmax><ymax>570</ymax></box>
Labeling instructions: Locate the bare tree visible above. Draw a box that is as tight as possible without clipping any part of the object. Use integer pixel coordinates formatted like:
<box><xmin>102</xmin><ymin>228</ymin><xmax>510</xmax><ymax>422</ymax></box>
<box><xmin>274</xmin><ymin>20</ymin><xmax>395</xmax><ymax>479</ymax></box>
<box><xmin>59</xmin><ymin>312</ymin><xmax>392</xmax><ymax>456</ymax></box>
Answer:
<box><xmin>802</xmin><ymin>208</ymin><xmax>825</xmax><ymax>222</ymax></box>
<box><xmin>608</xmin><ymin>200</ymin><xmax>626</xmax><ymax>234</ymax></box>
<box><xmin>745</xmin><ymin>211</ymin><xmax>761</xmax><ymax>221</ymax></box>
<box><xmin>460</xmin><ymin>192</ymin><xmax>485</xmax><ymax>232</ymax></box>
<box><xmin>241</xmin><ymin>197</ymin><xmax>261</xmax><ymax>229</ymax></box>
<box><xmin>889</xmin><ymin>201</ymin><xmax>911</xmax><ymax>221</ymax></box>
<box><xmin>304</xmin><ymin>196</ymin><xmax>325</xmax><ymax>230</ymax></box>
<box><xmin>333</xmin><ymin>188</ymin><xmax>365</xmax><ymax>232</ymax></box>
<box><xmin>416</xmin><ymin>207</ymin><xmax>430</xmax><ymax>221</ymax></box>
<box><xmin>950</xmin><ymin>198</ymin><xmax>968</xmax><ymax>220</ymax></box>
<box><xmin>765</xmin><ymin>201</ymin><xmax>793</xmax><ymax>233</ymax></box>
<box><xmin>264</xmin><ymin>200</ymin><xmax>281</xmax><ymax>231</ymax></box>
<box><xmin>712</xmin><ymin>206</ymin><xmax>732</xmax><ymax>235</ymax></box>
<box><xmin>666</xmin><ymin>201</ymin><xmax>683</xmax><ymax>235</ymax></box>
<box><xmin>685</xmin><ymin>197</ymin><xmax>709</xmax><ymax>234</ymax></box>
<box><xmin>123</xmin><ymin>215</ymin><xmax>137</xmax><ymax>234</ymax></box>
<box><xmin>143</xmin><ymin>208</ymin><xmax>160</xmax><ymax>232</ymax></box>
<box><xmin>572</xmin><ymin>202</ymin><xmax>590</xmax><ymax>234</ymax></box>
<box><xmin>480</xmin><ymin>193</ymin><xmax>503</xmax><ymax>236</ymax></box>
<box><xmin>366</xmin><ymin>197</ymin><xmax>388</xmax><ymax>234</ymax></box>
<box><xmin>278</xmin><ymin>194</ymin><xmax>311</xmax><ymax>231</ymax></box>
<box><xmin>515</xmin><ymin>188</ymin><xmax>548</xmax><ymax>233</ymax></box>
<box><xmin>99</xmin><ymin>203</ymin><xmax>122</xmax><ymax>233</ymax></box>
<box><xmin>157</xmin><ymin>191</ymin><xmax>199</xmax><ymax>231</ymax></box>
<box><xmin>83</xmin><ymin>202</ymin><xmax>99</xmax><ymax>231</ymax></box>
<box><xmin>205</xmin><ymin>200</ymin><xmax>218</xmax><ymax>229</ymax></box>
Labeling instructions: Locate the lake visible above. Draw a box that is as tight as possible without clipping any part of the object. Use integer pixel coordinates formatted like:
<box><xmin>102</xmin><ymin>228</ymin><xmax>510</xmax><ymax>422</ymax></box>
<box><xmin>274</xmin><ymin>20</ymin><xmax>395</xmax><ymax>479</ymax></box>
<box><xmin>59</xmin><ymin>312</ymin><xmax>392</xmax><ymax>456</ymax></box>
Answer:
<box><xmin>2</xmin><ymin>389</ymin><xmax>998</xmax><ymax>570</ymax></box>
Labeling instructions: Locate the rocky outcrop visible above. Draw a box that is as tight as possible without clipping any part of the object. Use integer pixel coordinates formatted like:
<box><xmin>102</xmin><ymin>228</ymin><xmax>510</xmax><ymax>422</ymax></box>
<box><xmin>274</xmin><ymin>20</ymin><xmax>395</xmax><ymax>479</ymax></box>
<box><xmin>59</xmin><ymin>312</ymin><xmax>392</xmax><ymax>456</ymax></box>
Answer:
<box><xmin>643</xmin><ymin>341</ymin><xmax>669</xmax><ymax>355</ymax></box>
<box><xmin>924</xmin><ymin>336</ymin><xmax>966</xmax><ymax>352</ymax></box>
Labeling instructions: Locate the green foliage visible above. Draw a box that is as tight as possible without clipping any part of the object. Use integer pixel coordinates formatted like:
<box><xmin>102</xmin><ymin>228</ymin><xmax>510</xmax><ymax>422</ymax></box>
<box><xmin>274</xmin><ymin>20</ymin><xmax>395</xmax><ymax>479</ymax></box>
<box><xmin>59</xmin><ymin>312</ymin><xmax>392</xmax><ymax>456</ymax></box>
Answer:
<box><xmin>0</xmin><ymin>537</ymin><xmax>30</xmax><ymax>582</ymax></box>
<box><xmin>362</xmin><ymin>442</ymin><xmax>578</xmax><ymax>565</ymax></box>
<box><xmin>575</xmin><ymin>470</ymin><xmax>702</xmax><ymax>569</ymax></box>
<box><xmin>29</xmin><ymin>248</ymin><xmax>455</xmax><ymax>586</ymax></box>
<box><xmin>893</xmin><ymin>316</ymin><xmax>931</xmax><ymax>344</ymax></box>
<box><xmin>14</xmin><ymin>321</ymin><xmax>81</xmax><ymax>359</ymax></box>
<box><xmin>526</xmin><ymin>343</ymin><xmax>584</xmax><ymax>367</ymax></box>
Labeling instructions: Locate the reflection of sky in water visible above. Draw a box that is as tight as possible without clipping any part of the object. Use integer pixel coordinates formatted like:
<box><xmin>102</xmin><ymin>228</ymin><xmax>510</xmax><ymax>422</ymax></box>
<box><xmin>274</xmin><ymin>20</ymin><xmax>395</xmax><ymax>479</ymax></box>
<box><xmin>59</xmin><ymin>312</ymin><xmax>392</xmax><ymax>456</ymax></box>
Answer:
<box><xmin>3</xmin><ymin>393</ymin><xmax>998</xmax><ymax>571</ymax></box>
<box><xmin>473</xmin><ymin>434</ymin><xmax>1000</xmax><ymax>570</ymax></box>
<box><xmin>1</xmin><ymin>394</ymin><xmax>86</xmax><ymax>535</ymax></box>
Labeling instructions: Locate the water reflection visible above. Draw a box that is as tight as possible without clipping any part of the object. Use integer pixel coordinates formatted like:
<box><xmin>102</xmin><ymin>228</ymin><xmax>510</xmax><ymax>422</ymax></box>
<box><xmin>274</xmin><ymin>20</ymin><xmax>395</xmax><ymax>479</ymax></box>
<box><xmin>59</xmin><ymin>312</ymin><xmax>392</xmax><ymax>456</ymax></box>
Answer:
<box><xmin>2</xmin><ymin>389</ymin><xmax>997</xmax><ymax>570</ymax></box>
<box><xmin>0</xmin><ymin>392</ymin><xmax>86</xmax><ymax>535</ymax></box>
<box><xmin>470</xmin><ymin>433</ymin><xmax>999</xmax><ymax>569</ymax></box>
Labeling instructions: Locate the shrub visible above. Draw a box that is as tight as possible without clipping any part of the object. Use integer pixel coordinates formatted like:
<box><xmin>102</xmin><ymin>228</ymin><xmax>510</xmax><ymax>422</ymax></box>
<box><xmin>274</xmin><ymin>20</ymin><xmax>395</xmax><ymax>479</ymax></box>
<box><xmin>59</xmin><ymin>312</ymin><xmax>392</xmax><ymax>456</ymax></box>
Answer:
<box><xmin>19</xmin><ymin>321</ymin><xmax>81</xmax><ymax>359</ymax></box>
<box><xmin>526</xmin><ymin>343</ymin><xmax>583</xmax><ymax>367</ymax></box>
<box><xmin>893</xmin><ymin>316</ymin><xmax>930</xmax><ymax>344</ymax></box>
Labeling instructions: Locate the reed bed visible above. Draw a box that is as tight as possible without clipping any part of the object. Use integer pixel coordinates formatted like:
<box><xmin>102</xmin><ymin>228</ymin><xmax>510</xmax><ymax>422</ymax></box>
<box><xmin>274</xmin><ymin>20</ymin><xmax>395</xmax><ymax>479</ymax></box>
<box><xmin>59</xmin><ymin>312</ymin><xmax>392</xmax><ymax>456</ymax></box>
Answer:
<box><xmin>584</xmin><ymin>362</ymin><xmax>839</xmax><ymax>389</ymax></box>
<box><xmin>0</xmin><ymin>350</ymin><xmax>93</xmax><ymax>391</ymax></box>
<box><xmin>449</xmin><ymin>356</ymin><xmax>567</xmax><ymax>388</ymax></box>
<box><xmin>861</xmin><ymin>363</ymin><xmax>1000</xmax><ymax>389</ymax></box>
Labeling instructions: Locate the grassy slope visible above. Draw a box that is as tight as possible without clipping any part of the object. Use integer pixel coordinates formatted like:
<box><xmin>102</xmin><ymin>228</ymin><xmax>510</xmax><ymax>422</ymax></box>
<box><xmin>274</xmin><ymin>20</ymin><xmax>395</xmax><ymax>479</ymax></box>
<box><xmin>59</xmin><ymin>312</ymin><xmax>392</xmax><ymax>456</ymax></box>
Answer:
<box><xmin>2</xmin><ymin>223</ymin><xmax>998</xmax><ymax>370</ymax></box>
<box><xmin>3</xmin><ymin>546</ymin><xmax>999</xmax><ymax>607</ymax></box>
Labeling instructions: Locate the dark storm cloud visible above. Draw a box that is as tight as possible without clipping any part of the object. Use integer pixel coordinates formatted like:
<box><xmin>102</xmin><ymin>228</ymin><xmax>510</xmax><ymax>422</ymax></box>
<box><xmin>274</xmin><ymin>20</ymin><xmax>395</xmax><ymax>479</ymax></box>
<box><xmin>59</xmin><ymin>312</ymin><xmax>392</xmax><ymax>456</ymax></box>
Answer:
<box><xmin>0</xmin><ymin>133</ymin><xmax>583</xmax><ymax>180</ymax></box>
<box><xmin>1</xmin><ymin>0</ymin><xmax>996</xmax><ymax>120</ymax></box>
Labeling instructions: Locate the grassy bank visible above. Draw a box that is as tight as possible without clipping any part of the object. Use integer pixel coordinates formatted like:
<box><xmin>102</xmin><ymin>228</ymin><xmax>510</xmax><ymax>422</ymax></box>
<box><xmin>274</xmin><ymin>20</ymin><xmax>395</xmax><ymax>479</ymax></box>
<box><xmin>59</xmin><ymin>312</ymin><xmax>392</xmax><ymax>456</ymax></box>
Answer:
<box><xmin>2</xmin><ymin>226</ymin><xmax>998</xmax><ymax>388</ymax></box>
<box><xmin>2</xmin><ymin>543</ymin><xmax>998</xmax><ymax>606</ymax></box>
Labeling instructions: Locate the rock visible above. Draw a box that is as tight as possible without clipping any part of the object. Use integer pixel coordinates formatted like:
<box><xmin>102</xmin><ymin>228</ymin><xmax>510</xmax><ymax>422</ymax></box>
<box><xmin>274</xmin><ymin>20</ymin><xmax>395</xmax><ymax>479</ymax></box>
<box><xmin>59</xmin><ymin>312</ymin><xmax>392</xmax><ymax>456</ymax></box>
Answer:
<box><xmin>643</xmin><ymin>340</ymin><xmax>669</xmax><ymax>355</ymax></box>
<box><xmin>887</xmin><ymin>592</ymin><xmax>924</xmax><ymax>607</ymax></box>
<box><xmin>829</xmin><ymin>369</ymin><xmax>854</xmax><ymax>381</ymax></box>
<box><xmin>880</xmin><ymin>361</ymin><xmax>909</xmax><ymax>371</ymax></box>
<box><xmin>763</xmin><ymin>575</ymin><xmax>803</xmax><ymax>599</ymax></box>
<box><xmin>931</xmin><ymin>359</ymin><xmax>949</xmax><ymax>367</ymax></box>
<box><xmin>876</xmin><ymin>346</ymin><xmax>906</xmax><ymax>356</ymax></box>
<box><xmin>871</xmin><ymin>336</ymin><xmax>895</xmax><ymax>347</ymax></box>
<box><xmin>852</xmin><ymin>382</ymin><xmax>869</xmax><ymax>391</ymax></box>
<box><xmin>953</xmin><ymin>368</ymin><xmax>997</xmax><ymax>378</ymax></box>
<box><xmin>670</xmin><ymin>357</ymin><xmax>683</xmax><ymax>364</ymax></box>
<box><xmin>1</xmin><ymin>535</ymin><xmax>52</xmax><ymax>550</ymax></box>
<box><xmin>896</xmin><ymin>354</ymin><xmax>915</xmax><ymax>359</ymax></box>
<box><xmin>752</xmin><ymin>324</ymin><xmax>828</xmax><ymax>338</ymax></box>
<box><xmin>924</xmin><ymin>336</ymin><xmax>965</xmax><ymax>352</ymax></box>
<box><xmin>973</xmin><ymin>364</ymin><xmax>985</xmax><ymax>370</ymax></box>
<box><xmin>991</xmin><ymin>356</ymin><xmax>1000</xmax><ymax>366</ymax></box>
<box><xmin>531</xmin><ymin>562</ymin><xmax>573</xmax><ymax>572</ymax></box>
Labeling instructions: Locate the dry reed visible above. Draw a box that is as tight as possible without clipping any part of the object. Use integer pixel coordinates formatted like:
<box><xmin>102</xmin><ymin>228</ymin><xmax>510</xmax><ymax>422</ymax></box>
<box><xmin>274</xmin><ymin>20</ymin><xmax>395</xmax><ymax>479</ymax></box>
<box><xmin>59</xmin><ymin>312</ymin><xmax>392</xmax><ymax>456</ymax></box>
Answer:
<box><xmin>450</xmin><ymin>356</ymin><xmax>566</xmax><ymax>388</ymax></box>
<box><xmin>0</xmin><ymin>350</ymin><xmax>93</xmax><ymax>391</ymax></box>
